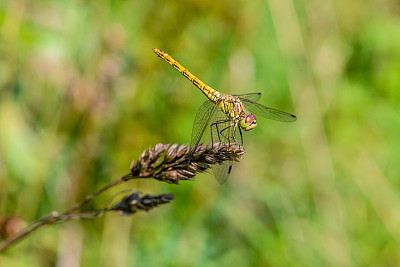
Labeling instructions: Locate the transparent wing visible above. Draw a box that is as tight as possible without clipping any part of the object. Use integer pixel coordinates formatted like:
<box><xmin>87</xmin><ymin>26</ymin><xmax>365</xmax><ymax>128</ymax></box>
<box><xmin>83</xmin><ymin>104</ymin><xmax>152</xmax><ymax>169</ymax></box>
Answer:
<box><xmin>210</xmin><ymin>108</ymin><xmax>230</xmax><ymax>145</ymax></box>
<box><xmin>212</xmin><ymin>161</ymin><xmax>233</xmax><ymax>184</ymax></box>
<box><xmin>208</xmin><ymin>108</ymin><xmax>242</xmax><ymax>184</ymax></box>
<box><xmin>240</xmin><ymin>98</ymin><xmax>297</xmax><ymax>122</ymax></box>
<box><xmin>209</xmin><ymin>105</ymin><xmax>243</xmax><ymax>146</ymax></box>
<box><xmin>190</xmin><ymin>99</ymin><xmax>242</xmax><ymax>184</ymax></box>
<box><xmin>190</xmin><ymin>100</ymin><xmax>219</xmax><ymax>149</ymax></box>
<box><xmin>232</xmin><ymin>92</ymin><xmax>262</xmax><ymax>102</ymax></box>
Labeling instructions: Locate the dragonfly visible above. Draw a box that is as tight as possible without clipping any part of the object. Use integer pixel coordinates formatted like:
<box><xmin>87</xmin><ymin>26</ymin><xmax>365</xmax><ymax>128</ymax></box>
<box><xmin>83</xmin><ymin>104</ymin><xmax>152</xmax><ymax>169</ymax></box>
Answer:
<box><xmin>153</xmin><ymin>48</ymin><xmax>297</xmax><ymax>184</ymax></box>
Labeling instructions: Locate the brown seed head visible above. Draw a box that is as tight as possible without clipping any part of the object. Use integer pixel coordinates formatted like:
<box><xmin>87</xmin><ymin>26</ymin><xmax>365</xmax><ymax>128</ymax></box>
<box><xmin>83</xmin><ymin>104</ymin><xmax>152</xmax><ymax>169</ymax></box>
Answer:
<box><xmin>128</xmin><ymin>143</ymin><xmax>244</xmax><ymax>184</ymax></box>
<box><xmin>111</xmin><ymin>192</ymin><xmax>174</xmax><ymax>215</ymax></box>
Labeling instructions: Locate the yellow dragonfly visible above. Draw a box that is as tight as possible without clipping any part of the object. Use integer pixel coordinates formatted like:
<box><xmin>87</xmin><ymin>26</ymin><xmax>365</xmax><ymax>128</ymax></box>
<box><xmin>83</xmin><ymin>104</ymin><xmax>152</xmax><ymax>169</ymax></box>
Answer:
<box><xmin>153</xmin><ymin>48</ymin><xmax>296</xmax><ymax>184</ymax></box>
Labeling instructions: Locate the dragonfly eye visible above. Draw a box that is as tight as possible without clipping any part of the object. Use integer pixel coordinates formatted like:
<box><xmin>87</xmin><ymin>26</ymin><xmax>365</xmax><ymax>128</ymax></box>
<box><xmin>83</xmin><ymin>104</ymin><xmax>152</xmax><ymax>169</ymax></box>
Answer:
<box><xmin>245</xmin><ymin>113</ymin><xmax>256</xmax><ymax>124</ymax></box>
<box><xmin>244</xmin><ymin>113</ymin><xmax>257</xmax><ymax>131</ymax></box>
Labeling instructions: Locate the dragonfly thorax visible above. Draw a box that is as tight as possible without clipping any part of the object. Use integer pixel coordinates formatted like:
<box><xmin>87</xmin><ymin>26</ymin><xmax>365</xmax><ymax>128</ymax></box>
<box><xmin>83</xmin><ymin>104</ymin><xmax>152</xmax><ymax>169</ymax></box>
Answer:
<box><xmin>240</xmin><ymin>113</ymin><xmax>257</xmax><ymax>131</ymax></box>
<box><xmin>216</xmin><ymin>95</ymin><xmax>257</xmax><ymax>131</ymax></box>
<box><xmin>217</xmin><ymin>95</ymin><xmax>245</xmax><ymax>119</ymax></box>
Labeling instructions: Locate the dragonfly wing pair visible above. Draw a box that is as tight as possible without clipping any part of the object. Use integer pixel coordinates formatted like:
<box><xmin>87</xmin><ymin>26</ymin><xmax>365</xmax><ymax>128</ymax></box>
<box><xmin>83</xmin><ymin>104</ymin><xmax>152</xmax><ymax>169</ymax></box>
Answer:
<box><xmin>190</xmin><ymin>100</ymin><xmax>241</xmax><ymax>184</ymax></box>
<box><xmin>234</xmin><ymin>93</ymin><xmax>297</xmax><ymax>122</ymax></box>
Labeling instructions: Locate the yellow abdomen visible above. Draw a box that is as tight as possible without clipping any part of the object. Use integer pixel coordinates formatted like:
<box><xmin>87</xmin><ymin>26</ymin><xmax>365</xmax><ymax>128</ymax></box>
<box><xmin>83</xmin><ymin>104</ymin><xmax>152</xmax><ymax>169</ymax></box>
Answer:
<box><xmin>153</xmin><ymin>49</ymin><xmax>222</xmax><ymax>103</ymax></box>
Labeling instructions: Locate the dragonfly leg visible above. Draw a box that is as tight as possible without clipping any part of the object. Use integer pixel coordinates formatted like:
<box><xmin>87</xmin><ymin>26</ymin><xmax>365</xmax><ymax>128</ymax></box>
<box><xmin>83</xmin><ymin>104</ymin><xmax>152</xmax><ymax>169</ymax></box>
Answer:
<box><xmin>219</xmin><ymin>123</ymin><xmax>235</xmax><ymax>145</ymax></box>
<box><xmin>210</xmin><ymin>123</ymin><xmax>220</xmax><ymax>146</ymax></box>
<box><xmin>232</xmin><ymin>124</ymin><xmax>241</xmax><ymax>146</ymax></box>
<box><xmin>237</xmin><ymin>125</ymin><xmax>244</xmax><ymax>148</ymax></box>
<box><xmin>232</xmin><ymin>124</ymin><xmax>243</xmax><ymax>146</ymax></box>
<box><xmin>210</xmin><ymin>120</ymin><xmax>229</xmax><ymax>145</ymax></box>
<box><xmin>210</xmin><ymin>125</ymin><xmax>214</xmax><ymax>147</ymax></box>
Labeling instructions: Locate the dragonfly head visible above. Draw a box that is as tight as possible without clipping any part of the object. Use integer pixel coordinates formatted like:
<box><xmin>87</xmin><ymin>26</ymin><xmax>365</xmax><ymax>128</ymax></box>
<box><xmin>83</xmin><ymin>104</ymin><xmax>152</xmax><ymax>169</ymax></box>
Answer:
<box><xmin>240</xmin><ymin>113</ymin><xmax>257</xmax><ymax>131</ymax></box>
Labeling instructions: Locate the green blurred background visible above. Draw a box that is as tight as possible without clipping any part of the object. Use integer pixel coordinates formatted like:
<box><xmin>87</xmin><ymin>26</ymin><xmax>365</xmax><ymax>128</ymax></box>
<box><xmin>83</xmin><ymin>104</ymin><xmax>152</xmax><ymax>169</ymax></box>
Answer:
<box><xmin>1</xmin><ymin>0</ymin><xmax>400</xmax><ymax>266</ymax></box>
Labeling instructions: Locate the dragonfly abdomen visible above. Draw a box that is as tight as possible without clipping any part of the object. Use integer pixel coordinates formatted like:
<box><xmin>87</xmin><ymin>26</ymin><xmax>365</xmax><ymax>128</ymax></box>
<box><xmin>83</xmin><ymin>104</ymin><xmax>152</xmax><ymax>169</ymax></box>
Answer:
<box><xmin>153</xmin><ymin>48</ymin><xmax>221</xmax><ymax>103</ymax></box>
